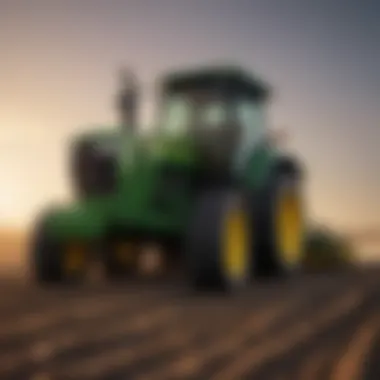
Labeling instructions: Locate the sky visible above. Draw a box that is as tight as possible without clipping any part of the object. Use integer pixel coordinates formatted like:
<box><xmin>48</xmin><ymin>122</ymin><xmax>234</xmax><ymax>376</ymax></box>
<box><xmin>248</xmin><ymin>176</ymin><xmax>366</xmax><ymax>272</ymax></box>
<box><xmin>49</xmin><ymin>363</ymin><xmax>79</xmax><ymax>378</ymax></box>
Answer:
<box><xmin>0</xmin><ymin>0</ymin><xmax>379</xmax><ymax>254</ymax></box>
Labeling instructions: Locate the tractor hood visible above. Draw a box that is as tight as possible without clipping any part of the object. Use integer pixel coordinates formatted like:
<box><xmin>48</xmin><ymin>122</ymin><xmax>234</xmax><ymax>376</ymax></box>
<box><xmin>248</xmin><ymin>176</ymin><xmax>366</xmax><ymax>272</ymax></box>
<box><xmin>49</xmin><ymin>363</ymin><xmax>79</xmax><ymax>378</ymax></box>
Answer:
<box><xmin>70</xmin><ymin>125</ymin><xmax>202</xmax><ymax>202</ymax></box>
<box><xmin>72</xmin><ymin>126</ymin><xmax>199</xmax><ymax>168</ymax></box>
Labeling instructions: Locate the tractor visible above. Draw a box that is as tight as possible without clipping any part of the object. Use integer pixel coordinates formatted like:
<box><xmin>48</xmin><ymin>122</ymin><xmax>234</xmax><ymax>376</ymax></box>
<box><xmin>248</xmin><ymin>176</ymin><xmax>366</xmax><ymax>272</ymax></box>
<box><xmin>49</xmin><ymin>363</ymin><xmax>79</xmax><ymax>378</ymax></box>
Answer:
<box><xmin>30</xmin><ymin>65</ymin><xmax>305</xmax><ymax>292</ymax></box>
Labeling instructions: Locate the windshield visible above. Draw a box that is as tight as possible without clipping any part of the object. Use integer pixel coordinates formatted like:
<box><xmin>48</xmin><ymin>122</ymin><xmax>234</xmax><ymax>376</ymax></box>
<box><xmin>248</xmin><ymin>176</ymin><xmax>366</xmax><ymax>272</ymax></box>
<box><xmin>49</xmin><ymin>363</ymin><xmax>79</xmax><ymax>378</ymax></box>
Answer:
<box><xmin>160</xmin><ymin>93</ymin><xmax>228</xmax><ymax>136</ymax></box>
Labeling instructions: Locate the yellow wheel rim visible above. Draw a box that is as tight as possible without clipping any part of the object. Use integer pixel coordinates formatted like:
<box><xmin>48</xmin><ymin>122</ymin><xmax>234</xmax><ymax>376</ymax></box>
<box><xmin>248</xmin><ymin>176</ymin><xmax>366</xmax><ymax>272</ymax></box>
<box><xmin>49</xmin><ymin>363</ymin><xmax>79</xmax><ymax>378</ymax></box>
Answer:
<box><xmin>222</xmin><ymin>205</ymin><xmax>249</xmax><ymax>279</ymax></box>
<box><xmin>65</xmin><ymin>243</ymin><xmax>87</xmax><ymax>274</ymax></box>
<box><xmin>276</xmin><ymin>190</ymin><xmax>303</xmax><ymax>266</ymax></box>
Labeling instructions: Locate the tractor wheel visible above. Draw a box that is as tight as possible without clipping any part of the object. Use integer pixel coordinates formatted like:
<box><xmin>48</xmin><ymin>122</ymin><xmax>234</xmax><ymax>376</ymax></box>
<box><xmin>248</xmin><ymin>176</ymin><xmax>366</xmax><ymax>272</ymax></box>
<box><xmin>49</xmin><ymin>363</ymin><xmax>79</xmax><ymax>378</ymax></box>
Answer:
<box><xmin>255</xmin><ymin>170</ymin><xmax>305</xmax><ymax>277</ymax></box>
<box><xmin>31</xmin><ymin>218</ymin><xmax>89</xmax><ymax>285</ymax></box>
<box><xmin>185</xmin><ymin>189</ymin><xmax>253</xmax><ymax>292</ymax></box>
<box><xmin>103</xmin><ymin>240</ymin><xmax>139</xmax><ymax>281</ymax></box>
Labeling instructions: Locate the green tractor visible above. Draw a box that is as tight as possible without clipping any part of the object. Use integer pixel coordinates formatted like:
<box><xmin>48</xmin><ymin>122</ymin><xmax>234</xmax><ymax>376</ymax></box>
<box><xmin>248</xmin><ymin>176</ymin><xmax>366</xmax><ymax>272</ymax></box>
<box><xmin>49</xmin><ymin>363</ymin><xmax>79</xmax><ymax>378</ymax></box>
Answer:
<box><xmin>30</xmin><ymin>65</ymin><xmax>306</xmax><ymax>292</ymax></box>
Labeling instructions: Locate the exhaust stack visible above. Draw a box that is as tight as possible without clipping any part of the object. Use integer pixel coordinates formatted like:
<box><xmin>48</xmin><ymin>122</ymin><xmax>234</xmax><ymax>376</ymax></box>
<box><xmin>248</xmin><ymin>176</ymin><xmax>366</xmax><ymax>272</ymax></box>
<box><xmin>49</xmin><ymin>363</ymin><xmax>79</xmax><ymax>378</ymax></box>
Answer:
<box><xmin>116</xmin><ymin>67</ymin><xmax>139</xmax><ymax>132</ymax></box>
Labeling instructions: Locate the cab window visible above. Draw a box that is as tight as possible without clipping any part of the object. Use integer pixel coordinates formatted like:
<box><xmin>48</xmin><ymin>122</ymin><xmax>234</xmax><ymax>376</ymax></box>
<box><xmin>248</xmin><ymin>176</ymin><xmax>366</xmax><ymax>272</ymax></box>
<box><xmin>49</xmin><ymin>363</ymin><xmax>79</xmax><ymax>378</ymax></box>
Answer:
<box><xmin>162</xmin><ymin>95</ymin><xmax>192</xmax><ymax>135</ymax></box>
<box><xmin>236</xmin><ymin>101</ymin><xmax>265</xmax><ymax>144</ymax></box>
<box><xmin>201</xmin><ymin>101</ymin><xmax>227</xmax><ymax>129</ymax></box>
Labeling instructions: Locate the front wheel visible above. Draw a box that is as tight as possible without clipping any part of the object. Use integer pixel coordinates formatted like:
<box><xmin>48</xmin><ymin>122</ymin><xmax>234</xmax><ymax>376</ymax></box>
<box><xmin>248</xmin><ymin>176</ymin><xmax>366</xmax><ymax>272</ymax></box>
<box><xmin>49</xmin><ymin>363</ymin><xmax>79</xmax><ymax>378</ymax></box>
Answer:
<box><xmin>255</xmin><ymin>170</ymin><xmax>305</xmax><ymax>278</ymax></box>
<box><xmin>31</xmin><ymin>215</ymin><xmax>90</xmax><ymax>285</ymax></box>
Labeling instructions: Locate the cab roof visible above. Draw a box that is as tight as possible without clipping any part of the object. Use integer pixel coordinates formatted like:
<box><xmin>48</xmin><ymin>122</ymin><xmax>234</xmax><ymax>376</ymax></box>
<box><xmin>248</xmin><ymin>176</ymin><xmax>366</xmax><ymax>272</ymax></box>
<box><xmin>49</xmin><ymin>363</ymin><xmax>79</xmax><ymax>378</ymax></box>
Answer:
<box><xmin>162</xmin><ymin>65</ymin><xmax>271</xmax><ymax>102</ymax></box>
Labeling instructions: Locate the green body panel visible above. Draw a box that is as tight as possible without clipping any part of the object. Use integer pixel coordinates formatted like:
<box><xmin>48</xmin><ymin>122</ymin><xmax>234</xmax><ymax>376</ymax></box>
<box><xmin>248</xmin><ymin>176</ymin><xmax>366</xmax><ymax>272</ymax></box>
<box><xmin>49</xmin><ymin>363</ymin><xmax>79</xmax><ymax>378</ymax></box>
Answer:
<box><xmin>47</xmin><ymin>129</ymin><xmax>202</xmax><ymax>241</ymax></box>
<box><xmin>113</xmin><ymin>133</ymin><xmax>198</xmax><ymax>233</ymax></box>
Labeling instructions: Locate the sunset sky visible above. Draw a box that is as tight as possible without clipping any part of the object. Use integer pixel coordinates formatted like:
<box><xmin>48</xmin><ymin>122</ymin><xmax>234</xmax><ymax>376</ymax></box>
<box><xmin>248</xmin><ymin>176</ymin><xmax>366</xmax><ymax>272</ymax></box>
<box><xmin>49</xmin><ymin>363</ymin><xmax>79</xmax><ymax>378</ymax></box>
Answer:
<box><xmin>0</xmin><ymin>0</ymin><xmax>379</xmax><ymax>254</ymax></box>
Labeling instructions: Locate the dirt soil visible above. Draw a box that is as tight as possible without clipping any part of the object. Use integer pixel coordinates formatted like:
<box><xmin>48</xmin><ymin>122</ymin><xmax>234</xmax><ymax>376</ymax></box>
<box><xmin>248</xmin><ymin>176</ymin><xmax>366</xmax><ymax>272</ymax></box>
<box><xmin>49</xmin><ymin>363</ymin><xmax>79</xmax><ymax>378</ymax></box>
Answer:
<box><xmin>0</xmin><ymin>266</ymin><xmax>379</xmax><ymax>380</ymax></box>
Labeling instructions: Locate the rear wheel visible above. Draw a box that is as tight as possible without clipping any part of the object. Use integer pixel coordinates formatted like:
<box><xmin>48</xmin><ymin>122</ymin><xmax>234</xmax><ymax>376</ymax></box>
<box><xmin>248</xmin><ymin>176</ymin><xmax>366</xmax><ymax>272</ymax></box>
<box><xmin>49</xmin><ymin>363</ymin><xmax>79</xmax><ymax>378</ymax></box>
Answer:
<box><xmin>256</xmin><ymin>170</ymin><xmax>305</xmax><ymax>277</ymax></box>
<box><xmin>185</xmin><ymin>188</ymin><xmax>253</xmax><ymax>292</ymax></box>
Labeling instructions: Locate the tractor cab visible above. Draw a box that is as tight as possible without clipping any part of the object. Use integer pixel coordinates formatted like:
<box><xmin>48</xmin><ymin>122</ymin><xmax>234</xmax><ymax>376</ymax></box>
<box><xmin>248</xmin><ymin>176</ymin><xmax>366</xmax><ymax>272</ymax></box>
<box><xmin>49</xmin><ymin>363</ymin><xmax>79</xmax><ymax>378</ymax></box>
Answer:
<box><xmin>159</xmin><ymin>67</ymin><xmax>271</xmax><ymax>170</ymax></box>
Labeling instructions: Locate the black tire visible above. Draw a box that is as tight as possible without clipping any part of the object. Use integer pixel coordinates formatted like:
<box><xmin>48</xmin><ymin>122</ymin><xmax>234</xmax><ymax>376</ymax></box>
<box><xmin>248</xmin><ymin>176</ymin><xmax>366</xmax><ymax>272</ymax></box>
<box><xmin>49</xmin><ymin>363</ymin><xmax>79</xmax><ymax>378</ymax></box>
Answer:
<box><xmin>255</xmin><ymin>169</ymin><xmax>305</xmax><ymax>278</ymax></box>
<box><xmin>184</xmin><ymin>188</ymin><xmax>253</xmax><ymax>293</ymax></box>
<box><xmin>31</xmin><ymin>220</ymin><xmax>63</xmax><ymax>284</ymax></box>
<box><xmin>30</xmin><ymin>211</ymin><xmax>89</xmax><ymax>285</ymax></box>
